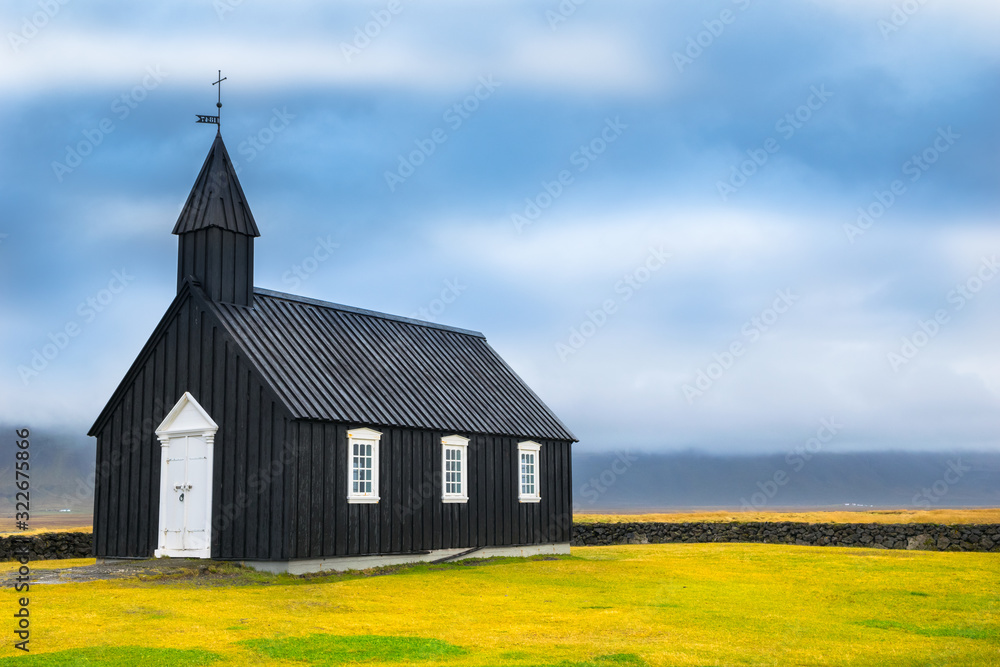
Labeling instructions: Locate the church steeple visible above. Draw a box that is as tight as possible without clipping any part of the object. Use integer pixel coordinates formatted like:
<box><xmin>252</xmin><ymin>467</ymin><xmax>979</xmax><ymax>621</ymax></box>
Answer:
<box><xmin>173</xmin><ymin>132</ymin><xmax>259</xmax><ymax>306</ymax></box>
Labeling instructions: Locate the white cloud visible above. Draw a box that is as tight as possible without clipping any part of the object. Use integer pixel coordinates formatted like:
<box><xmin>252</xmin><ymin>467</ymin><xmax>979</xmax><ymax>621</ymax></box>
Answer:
<box><xmin>1</xmin><ymin>21</ymin><xmax>657</xmax><ymax>96</ymax></box>
<box><xmin>433</xmin><ymin>205</ymin><xmax>809</xmax><ymax>294</ymax></box>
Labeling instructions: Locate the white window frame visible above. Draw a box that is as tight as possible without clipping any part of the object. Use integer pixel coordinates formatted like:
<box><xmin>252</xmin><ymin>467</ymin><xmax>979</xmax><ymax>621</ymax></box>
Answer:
<box><xmin>517</xmin><ymin>440</ymin><xmax>542</xmax><ymax>503</ymax></box>
<box><xmin>347</xmin><ymin>428</ymin><xmax>382</xmax><ymax>504</ymax></box>
<box><xmin>441</xmin><ymin>435</ymin><xmax>469</xmax><ymax>503</ymax></box>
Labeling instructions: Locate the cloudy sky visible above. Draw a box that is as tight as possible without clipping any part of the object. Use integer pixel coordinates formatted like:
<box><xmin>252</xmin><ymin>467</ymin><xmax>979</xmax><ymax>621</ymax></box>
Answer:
<box><xmin>2</xmin><ymin>0</ymin><xmax>999</xmax><ymax>455</ymax></box>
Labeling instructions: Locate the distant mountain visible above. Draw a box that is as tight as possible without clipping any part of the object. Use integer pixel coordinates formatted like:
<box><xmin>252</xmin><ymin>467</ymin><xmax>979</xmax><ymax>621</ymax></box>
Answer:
<box><xmin>573</xmin><ymin>450</ymin><xmax>1000</xmax><ymax>511</ymax></box>
<box><xmin>0</xmin><ymin>424</ymin><xmax>94</xmax><ymax>513</ymax></box>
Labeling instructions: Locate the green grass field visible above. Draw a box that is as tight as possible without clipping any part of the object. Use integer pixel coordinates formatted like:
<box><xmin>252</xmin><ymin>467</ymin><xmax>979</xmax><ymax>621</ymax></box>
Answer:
<box><xmin>0</xmin><ymin>544</ymin><xmax>996</xmax><ymax>666</ymax></box>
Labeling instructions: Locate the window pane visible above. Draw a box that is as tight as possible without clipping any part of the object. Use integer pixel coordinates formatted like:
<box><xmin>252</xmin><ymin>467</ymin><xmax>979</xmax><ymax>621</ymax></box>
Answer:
<box><xmin>443</xmin><ymin>446</ymin><xmax>465</xmax><ymax>496</ymax></box>
<box><xmin>350</xmin><ymin>439</ymin><xmax>380</xmax><ymax>497</ymax></box>
<box><xmin>520</xmin><ymin>449</ymin><xmax>538</xmax><ymax>497</ymax></box>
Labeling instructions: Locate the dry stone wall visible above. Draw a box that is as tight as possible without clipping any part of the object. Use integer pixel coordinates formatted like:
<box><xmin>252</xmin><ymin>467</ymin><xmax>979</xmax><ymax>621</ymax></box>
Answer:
<box><xmin>0</xmin><ymin>533</ymin><xmax>92</xmax><ymax>561</ymax></box>
<box><xmin>4</xmin><ymin>524</ymin><xmax>1000</xmax><ymax>562</ymax></box>
<box><xmin>572</xmin><ymin>522</ymin><xmax>1000</xmax><ymax>552</ymax></box>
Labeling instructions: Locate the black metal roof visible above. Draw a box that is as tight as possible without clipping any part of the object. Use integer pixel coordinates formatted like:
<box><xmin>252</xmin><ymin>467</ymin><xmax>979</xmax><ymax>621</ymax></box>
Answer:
<box><xmin>172</xmin><ymin>132</ymin><xmax>260</xmax><ymax>237</ymax></box>
<box><xmin>208</xmin><ymin>288</ymin><xmax>576</xmax><ymax>441</ymax></box>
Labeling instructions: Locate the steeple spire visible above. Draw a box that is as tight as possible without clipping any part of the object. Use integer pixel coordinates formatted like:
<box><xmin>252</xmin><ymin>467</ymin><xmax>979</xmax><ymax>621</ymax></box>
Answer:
<box><xmin>173</xmin><ymin>133</ymin><xmax>259</xmax><ymax>306</ymax></box>
<box><xmin>172</xmin><ymin>133</ymin><xmax>259</xmax><ymax>237</ymax></box>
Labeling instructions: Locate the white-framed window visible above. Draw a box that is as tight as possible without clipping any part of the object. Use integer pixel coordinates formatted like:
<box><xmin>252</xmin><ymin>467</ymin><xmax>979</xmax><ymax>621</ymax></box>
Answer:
<box><xmin>347</xmin><ymin>428</ymin><xmax>382</xmax><ymax>503</ymax></box>
<box><xmin>441</xmin><ymin>435</ymin><xmax>469</xmax><ymax>503</ymax></box>
<box><xmin>517</xmin><ymin>440</ymin><xmax>542</xmax><ymax>503</ymax></box>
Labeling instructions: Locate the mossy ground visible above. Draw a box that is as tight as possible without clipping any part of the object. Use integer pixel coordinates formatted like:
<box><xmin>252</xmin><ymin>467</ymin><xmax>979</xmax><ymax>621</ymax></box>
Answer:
<box><xmin>0</xmin><ymin>544</ymin><xmax>995</xmax><ymax>666</ymax></box>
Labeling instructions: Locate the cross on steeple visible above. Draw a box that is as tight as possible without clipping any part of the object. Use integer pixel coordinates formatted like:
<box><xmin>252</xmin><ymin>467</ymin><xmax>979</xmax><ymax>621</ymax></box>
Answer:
<box><xmin>196</xmin><ymin>70</ymin><xmax>227</xmax><ymax>129</ymax></box>
<box><xmin>213</xmin><ymin>70</ymin><xmax>226</xmax><ymax>112</ymax></box>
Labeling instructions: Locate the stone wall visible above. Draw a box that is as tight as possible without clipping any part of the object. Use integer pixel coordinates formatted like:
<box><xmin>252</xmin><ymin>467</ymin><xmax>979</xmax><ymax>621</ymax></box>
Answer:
<box><xmin>572</xmin><ymin>522</ymin><xmax>1000</xmax><ymax>552</ymax></box>
<box><xmin>0</xmin><ymin>533</ymin><xmax>92</xmax><ymax>561</ymax></box>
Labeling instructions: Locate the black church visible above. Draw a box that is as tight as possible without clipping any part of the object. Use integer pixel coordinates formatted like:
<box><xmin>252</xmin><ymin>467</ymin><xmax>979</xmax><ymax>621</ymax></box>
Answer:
<box><xmin>88</xmin><ymin>129</ymin><xmax>576</xmax><ymax>573</ymax></box>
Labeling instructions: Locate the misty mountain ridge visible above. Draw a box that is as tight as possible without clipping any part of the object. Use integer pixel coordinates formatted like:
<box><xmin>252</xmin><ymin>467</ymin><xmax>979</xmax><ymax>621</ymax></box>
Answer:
<box><xmin>573</xmin><ymin>450</ymin><xmax>1000</xmax><ymax>511</ymax></box>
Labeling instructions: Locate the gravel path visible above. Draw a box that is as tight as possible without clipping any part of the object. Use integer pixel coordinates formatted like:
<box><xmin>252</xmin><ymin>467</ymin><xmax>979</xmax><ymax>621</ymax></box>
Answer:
<box><xmin>3</xmin><ymin>559</ymin><xmax>230</xmax><ymax>585</ymax></box>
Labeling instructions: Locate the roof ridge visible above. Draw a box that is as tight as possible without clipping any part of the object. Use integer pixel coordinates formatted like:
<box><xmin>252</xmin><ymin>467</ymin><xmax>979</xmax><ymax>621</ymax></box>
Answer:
<box><xmin>252</xmin><ymin>287</ymin><xmax>486</xmax><ymax>339</ymax></box>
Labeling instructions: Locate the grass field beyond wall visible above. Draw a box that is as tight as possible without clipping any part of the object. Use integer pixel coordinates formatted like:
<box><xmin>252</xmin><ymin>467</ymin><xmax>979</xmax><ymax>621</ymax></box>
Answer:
<box><xmin>0</xmin><ymin>543</ymin><xmax>996</xmax><ymax>666</ymax></box>
<box><xmin>573</xmin><ymin>508</ymin><xmax>1000</xmax><ymax>525</ymax></box>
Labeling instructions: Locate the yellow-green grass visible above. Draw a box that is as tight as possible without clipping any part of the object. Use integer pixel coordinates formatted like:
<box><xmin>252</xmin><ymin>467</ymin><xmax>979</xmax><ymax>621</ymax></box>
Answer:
<box><xmin>574</xmin><ymin>508</ymin><xmax>1000</xmax><ymax>526</ymax></box>
<box><xmin>0</xmin><ymin>526</ymin><xmax>92</xmax><ymax>537</ymax></box>
<box><xmin>0</xmin><ymin>545</ymin><xmax>996</xmax><ymax>666</ymax></box>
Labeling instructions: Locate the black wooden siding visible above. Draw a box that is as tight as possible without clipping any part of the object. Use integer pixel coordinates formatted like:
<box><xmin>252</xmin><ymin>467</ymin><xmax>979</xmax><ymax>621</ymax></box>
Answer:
<box><xmin>91</xmin><ymin>288</ymin><xmax>292</xmax><ymax>560</ymax></box>
<box><xmin>177</xmin><ymin>228</ymin><xmax>254</xmax><ymax>306</ymax></box>
<box><xmin>282</xmin><ymin>422</ymin><xmax>573</xmax><ymax>560</ymax></box>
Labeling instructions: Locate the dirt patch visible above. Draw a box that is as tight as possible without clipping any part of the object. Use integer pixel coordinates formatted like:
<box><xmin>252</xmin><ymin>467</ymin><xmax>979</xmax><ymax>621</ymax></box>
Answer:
<box><xmin>3</xmin><ymin>553</ymin><xmax>573</xmax><ymax>585</ymax></box>
<box><xmin>2</xmin><ymin>559</ymin><xmax>258</xmax><ymax>586</ymax></box>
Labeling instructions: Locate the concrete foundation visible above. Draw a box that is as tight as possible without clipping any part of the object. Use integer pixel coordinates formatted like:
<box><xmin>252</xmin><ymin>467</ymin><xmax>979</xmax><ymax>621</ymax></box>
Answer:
<box><xmin>240</xmin><ymin>542</ymin><xmax>571</xmax><ymax>575</ymax></box>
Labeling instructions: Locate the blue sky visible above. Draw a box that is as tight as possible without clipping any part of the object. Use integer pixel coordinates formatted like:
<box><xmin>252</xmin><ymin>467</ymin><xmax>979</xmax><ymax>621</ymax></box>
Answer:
<box><xmin>2</xmin><ymin>0</ymin><xmax>999</xmax><ymax>454</ymax></box>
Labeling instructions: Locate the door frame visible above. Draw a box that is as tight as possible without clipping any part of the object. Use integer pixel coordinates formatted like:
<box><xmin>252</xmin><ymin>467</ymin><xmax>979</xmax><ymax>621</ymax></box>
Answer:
<box><xmin>154</xmin><ymin>392</ymin><xmax>218</xmax><ymax>558</ymax></box>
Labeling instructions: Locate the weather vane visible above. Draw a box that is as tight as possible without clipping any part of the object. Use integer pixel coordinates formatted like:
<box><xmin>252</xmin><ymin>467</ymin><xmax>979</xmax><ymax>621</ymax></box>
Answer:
<box><xmin>196</xmin><ymin>70</ymin><xmax>227</xmax><ymax>127</ymax></box>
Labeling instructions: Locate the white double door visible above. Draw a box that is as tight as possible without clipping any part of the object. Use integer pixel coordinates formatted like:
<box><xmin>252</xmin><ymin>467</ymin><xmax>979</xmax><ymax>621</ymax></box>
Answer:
<box><xmin>157</xmin><ymin>434</ymin><xmax>211</xmax><ymax>557</ymax></box>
